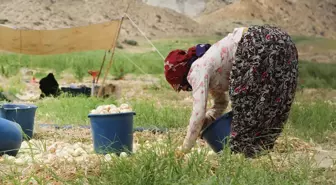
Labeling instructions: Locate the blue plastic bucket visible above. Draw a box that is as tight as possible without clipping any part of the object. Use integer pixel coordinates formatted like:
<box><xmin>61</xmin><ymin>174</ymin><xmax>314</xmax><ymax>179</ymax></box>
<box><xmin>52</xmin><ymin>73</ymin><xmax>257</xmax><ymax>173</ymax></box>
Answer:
<box><xmin>0</xmin><ymin>103</ymin><xmax>38</xmax><ymax>140</ymax></box>
<box><xmin>201</xmin><ymin>111</ymin><xmax>232</xmax><ymax>153</ymax></box>
<box><xmin>88</xmin><ymin>112</ymin><xmax>135</xmax><ymax>155</ymax></box>
<box><xmin>0</xmin><ymin>117</ymin><xmax>23</xmax><ymax>156</ymax></box>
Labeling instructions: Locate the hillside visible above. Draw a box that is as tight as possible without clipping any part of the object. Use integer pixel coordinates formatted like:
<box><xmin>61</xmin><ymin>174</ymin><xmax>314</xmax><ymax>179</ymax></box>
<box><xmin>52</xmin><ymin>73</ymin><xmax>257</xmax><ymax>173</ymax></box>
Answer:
<box><xmin>196</xmin><ymin>0</ymin><xmax>336</xmax><ymax>39</ymax></box>
<box><xmin>0</xmin><ymin>0</ymin><xmax>213</xmax><ymax>40</ymax></box>
<box><xmin>0</xmin><ymin>0</ymin><xmax>335</xmax><ymax>40</ymax></box>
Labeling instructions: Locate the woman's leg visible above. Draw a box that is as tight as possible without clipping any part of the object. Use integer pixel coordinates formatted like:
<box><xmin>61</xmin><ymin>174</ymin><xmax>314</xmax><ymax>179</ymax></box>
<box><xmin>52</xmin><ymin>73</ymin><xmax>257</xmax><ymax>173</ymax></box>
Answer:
<box><xmin>229</xmin><ymin>25</ymin><xmax>299</xmax><ymax>158</ymax></box>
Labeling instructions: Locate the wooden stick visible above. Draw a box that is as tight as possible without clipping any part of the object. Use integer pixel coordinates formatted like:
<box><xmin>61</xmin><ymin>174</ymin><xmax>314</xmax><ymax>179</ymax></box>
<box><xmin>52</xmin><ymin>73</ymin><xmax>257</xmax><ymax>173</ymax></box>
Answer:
<box><xmin>95</xmin><ymin>50</ymin><xmax>108</xmax><ymax>84</ymax></box>
<box><xmin>97</xmin><ymin>3</ymin><xmax>130</xmax><ymax>97</ymax></box>
<box><xmin>96</xmin><ymin>20</ymin><xmax>122</xmax><ymax>97</ymax></box>
<box><xmin>19</xmin><ymin>30</ymin><xmax>22</xmax><ymax>65</ymax></box>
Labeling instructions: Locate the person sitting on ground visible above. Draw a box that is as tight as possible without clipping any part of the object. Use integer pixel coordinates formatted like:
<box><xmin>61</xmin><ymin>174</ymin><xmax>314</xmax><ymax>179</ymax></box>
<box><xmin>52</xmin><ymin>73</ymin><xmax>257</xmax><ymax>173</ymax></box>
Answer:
<box><xmin>39</xmin><ymin>73</ymin><xmax>61</xmax><ymax>98</ymax></box>
<box><xmin>164</xmin><ymin>25</ymin><xmax>299</xmax><ymax>158</ymax></box>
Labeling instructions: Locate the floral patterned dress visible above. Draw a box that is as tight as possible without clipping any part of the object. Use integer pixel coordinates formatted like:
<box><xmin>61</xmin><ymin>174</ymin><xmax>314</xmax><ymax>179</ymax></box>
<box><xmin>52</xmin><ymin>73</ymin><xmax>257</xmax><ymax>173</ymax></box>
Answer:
<box><xmin>183</xmin><ymin>24</ymin><xmax>299</xmax><ymax>158</ymax></box>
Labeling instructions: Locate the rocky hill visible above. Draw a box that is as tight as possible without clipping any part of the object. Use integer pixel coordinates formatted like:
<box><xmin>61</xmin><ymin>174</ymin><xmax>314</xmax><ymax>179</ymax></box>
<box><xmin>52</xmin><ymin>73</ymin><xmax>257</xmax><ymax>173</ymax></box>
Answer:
<box><xmin>0</xmin><ymin>0</ymin><xmax>335</xmax><ymax>40</ymax></box>
<box><xmin>196</xmin><ymin>0</ymin><xmax>336</xmax><ymax>39</ymax></box>
<box><xmin>0</xmin><ymin>0</ymin><xmax>212</xmax><ymax>40</ymax></box>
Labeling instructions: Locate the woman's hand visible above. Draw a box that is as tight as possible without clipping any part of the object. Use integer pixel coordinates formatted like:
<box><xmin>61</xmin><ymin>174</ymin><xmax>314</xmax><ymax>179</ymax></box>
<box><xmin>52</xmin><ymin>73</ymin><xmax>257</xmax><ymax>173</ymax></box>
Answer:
<box><xmin>202</xmin><ymin>114</ymin><xmax>216</xmax><ymax>131</ymax></box>
<box><xmin>175</xmin><ymin>146</ymin><xmax>190</xmax><ymax>159</ymax></box>
<box><xmin>174</xmin><ymin>149</ymin><xmax>186</xmax><ymax>159</ymax></box>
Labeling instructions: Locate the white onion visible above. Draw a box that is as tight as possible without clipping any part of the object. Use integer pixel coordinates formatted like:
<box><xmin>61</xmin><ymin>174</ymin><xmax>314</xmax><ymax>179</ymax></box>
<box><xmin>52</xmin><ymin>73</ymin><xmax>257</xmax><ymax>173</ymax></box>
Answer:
<box><xmin>75</xmin><ymin>156</ymin><xmax>84</xmax><ymax>163</ymax></box>
<box><xmin>90</xmin><ymin>103</ymin><xmax>133</xmax><ymax>115</ymax></box>
<box><xmin>28</xmin><ymin>177</ymin><xmax>38</xmax><ymax>185</ymax></box>
<box><xmin>4</xmin><ymin>155</ymin><xmax>15</xmax><ymax>161</ymax></box>
<box><xmin>14</xmin><ymin>158</ymin><xmax>25</xmax><ymax>165</ymax></box>
<box><xmin>90</xmin><ymin>109</ymin><xmax>99</xmax><ymax>114</ymax></box>
<box><xmin>21</xmin><ymin>141</ymin><xmax>29</xmax><ymax>149</ymax></box>
<box><xmin>66</xmin><ymin>157</ymin><xmax>74</xmax><ymax>163</ymax></box>
<box><xmin>120</xmin><ymin>109</ymin><xmax>132</xmax><ymax>113</ymax></box>
<box><xmin>206</xmin><ymin>151</ymin><xmax>217</xmax><ymax>160</ymax></box>
<box><xmin>104</xmin><ymin>154</ymin><xmax>112</xmax><ymax>161</ymax></box>
<box><xmin>120</xmin><ymin>152</ymin><xmax>128</xmax><ymax>157</ymax></box>
<box><xmin>120</xmin><ymin>103</ymin><xmax>130</xmax><ymax>109</ymax></box>
<box><xmin>109</xmin><ymin>107</ymin><xmax>120</xmax><ymax>113</ymax></box>
<box><xmin>133</xmin><ymin>143</ymin><xmax>140</xmax><ymax>153</ymax></box>
<box><xmin>48</xmin><ymin>146</ymin><xmax>57</xmax><ymax>154</ymax></box>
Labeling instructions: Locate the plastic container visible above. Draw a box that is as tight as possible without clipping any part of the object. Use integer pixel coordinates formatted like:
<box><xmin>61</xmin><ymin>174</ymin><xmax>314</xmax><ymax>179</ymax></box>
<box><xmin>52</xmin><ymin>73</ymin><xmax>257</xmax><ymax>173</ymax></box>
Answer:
<box><xmin>0</xmin><ymin>103</ymin><xmax>38</xmax><ymax>140</ymax></box>
<box><xmin>0</xmin><ymin>117</ymin><xmax>23</xmax><ymax>156</ymax></box>
<box><xmin>88</xmin><ymin>112</ymin><xmax>135</xmax><ymax>155</ymax></box>
<box><xmin>201</xmin><ymin>111</ymin><xmax>232</xmax><ymax>153</ymax></box>
<box><xmin>61</xmin><ymin>86</ymin><xmax>94</xmax><ymax>97</ymax></box>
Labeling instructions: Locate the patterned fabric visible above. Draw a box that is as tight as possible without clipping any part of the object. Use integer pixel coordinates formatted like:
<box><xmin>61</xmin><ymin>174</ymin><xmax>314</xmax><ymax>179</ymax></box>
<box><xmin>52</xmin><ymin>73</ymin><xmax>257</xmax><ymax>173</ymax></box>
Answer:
<box><xmin>196</xmin><ymin>44</ymin><xmax>212</xmax><ymax>57</ymax></box>
<box><xmin>164</xmin><ymin>44</ymin><xmax>211</xmax><ymax>91</ymax></box>
<box><xmin>164</xmin><ymin>48</ymin><xmax>194</xmax><ymax>91</ymax></box>
<box><xmin>182</xmin><ymin>27</ymin><xmax>246</xmax><ymax>151</ymax></box>
<box><xmin>229</xmin><ymin>25</ymin><xmax>299</xmax><ymax>158</ymax></box>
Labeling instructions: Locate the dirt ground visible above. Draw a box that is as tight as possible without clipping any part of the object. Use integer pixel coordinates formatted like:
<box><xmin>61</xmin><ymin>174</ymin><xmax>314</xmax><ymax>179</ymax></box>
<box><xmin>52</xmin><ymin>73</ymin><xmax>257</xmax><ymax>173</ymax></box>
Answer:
<box><xmin>7</xmin><ymin>72</ymin><xmax>336</xmax><ymax>172</ymax></box>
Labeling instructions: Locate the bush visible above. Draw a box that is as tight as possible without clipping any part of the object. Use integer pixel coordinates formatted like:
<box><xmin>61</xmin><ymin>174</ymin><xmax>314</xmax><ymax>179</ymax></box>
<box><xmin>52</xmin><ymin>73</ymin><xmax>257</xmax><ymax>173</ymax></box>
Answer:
<box><xmin>123</xmin><ymin>39</ymin><xmax>138</xmax><ymax>46</ymax></box>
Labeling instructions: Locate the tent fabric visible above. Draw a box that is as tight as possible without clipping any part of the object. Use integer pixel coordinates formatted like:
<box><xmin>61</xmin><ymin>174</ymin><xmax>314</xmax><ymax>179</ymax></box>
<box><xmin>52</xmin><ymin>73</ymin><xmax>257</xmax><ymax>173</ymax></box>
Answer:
<box><xmin>0</xmin><ymin>19</ymin><xmax>121</xmax><ymax>55</ymax></box>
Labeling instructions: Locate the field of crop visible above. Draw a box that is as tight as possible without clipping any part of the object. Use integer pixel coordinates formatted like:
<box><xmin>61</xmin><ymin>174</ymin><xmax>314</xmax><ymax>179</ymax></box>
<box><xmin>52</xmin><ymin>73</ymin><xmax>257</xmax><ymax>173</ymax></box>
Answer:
<box><xmin>0</xmin><ymin>36</ymin><xmax>335</xmax><ymax>184</ymax></box>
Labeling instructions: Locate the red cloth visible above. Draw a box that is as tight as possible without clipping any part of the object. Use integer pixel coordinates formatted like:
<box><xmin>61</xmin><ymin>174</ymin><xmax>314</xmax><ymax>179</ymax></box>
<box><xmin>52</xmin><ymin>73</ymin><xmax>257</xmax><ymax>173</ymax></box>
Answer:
<box><xmin>164</xmin><ymin>47</ymin><xmax>196</xmax><ymax>90</ymax></box>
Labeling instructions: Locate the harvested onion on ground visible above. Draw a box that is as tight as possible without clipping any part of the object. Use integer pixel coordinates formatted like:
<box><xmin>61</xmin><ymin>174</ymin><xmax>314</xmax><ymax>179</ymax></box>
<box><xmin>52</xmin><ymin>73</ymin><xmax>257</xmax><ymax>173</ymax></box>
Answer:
<box><xmin>90</xmin><ymin>103</ymin><xmax>133</xmax><ymax>114</ymax></box>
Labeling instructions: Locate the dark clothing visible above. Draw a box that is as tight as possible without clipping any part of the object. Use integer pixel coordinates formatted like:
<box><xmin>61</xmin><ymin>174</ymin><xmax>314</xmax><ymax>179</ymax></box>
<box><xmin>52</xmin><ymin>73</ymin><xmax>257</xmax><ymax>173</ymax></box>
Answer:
<box><xmin>229</xmin><ymin>25</ymin><xmax>299</xmax><ymax>158</ymax></box>
<box><xmin>39</xmin><ymin>73</ymin><xmax>61</xmax><ymax>98</ymax></box>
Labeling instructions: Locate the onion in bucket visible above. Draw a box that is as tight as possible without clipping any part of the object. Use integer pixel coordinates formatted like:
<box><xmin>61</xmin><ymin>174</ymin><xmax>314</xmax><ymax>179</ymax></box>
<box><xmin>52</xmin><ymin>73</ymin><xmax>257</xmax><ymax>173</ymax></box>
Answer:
<box><xmin>90</xmin><ymin>104</ymin><xmax>133</xmax><ymax>114</ymax></box>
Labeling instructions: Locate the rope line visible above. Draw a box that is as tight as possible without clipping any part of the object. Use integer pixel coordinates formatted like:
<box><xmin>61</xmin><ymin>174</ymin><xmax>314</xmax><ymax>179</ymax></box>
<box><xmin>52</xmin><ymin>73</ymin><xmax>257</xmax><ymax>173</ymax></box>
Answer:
<box><xmin>124</xmin><ymin>13</ymin><xmax>165</xmax><ymax>61</ymax></box>
<box><xmin>116</xmin><ymin>51</ymin><xmax>158</xmax><ymax>86</ymax></box>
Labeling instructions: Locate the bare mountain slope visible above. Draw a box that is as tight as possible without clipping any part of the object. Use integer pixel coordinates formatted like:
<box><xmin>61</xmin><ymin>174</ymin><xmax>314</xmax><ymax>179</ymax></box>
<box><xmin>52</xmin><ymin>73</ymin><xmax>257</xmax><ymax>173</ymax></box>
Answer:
<box><xmin>0</xmin><ymin>0</ymin><xmax>335</xmax><ymax>39</ymax></box>
<box><xmin>196</xmin><ymin>0</ymin><xmax>336</xmax><ymax>39</ymax></box>
<box><xmin>0</xmin><ymin>0</ymin><xmax>213</xmax><ymax>40</ymax></box>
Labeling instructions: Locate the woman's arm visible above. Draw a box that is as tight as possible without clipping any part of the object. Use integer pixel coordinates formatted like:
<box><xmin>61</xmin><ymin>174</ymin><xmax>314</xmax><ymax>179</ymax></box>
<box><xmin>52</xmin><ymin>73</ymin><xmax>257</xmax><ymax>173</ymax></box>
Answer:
<box><xmin>205</xmin><ymin>91</ymin><xmax>229</xmax><ymax>124</ymax></box>
<box><xmin>204</xmin><ymin>28</ymin><xmax>246</xmax><ymax>124</ymax></box>
<box><xmin>182</xmin><ymin>62</ymin><xmax>209</xmax><ymax>152</ymax></box>
<box><xmin>181</xmin><ymin>27</ymin><xmax>245</xmax><ymax>152</ymax></box>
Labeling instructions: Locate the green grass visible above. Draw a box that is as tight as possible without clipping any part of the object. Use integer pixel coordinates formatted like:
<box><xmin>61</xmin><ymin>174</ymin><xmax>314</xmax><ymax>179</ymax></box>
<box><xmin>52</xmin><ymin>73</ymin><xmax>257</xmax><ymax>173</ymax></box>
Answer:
<box><xmin>34</xmin><ymin>71</ymin><xmax>48</xmax><ymax>79</ymax></box>
<box><xmin>1</xmin><ymin>145</ymin><xmax>321</xmax><ymax>185</ymax></box>
<box><xmin>0</xmin><ymin>49</ymin><xmax>164</xmax><ymax>80</ymax></box>
<box><xmin>1</xmin><ymin>35</ymin><xmax>336</xmax><ymax>184</ymax></box>
<box><xmin>0</xmin><ymin>35</ymin><xmax>243</xmax><ymax>80</ymax></box>
<box><xmin>0</xmin><ymin>36</ymin><xmax>335</xmax><ymax>88</ymax></box>
<box><xmin>34</xmin><ymin>93</ymin><xmax>336</xmax><ymax>143</ymax></box>
<box><xmin>35</xmin><ymin>94</ymin><xmax>117</xmax><ymax>125</ymax></box>
<box><xmin>35</xmin><ymin>95</ymin><xmax>191</xmax><ymax>128</ymax></box>
<box><xmin>291</xmin><ymin>36</ymin><xmax>336</xmax><ymax>51</ymax></box>
<box><xmin>131</xmin><ymin>99</ymin><xmax>191</xmax><ymax>128</ymax></box>
<box><xmin>26</xmin><ymin>93</ymin><xmax>335</xmax><ymax>184</ymax></box>
<box><xmin>298</xmin><ymin>61</ymin><xmax>336</xmax><ymax>89</ymax></box>
<box><xmin>289</xmin><ymin>100</ymin><xmax>336</xmax><ymax>143</ymax></box>
<box><xmin>82</xmin><ymin>149</ymin><xmax>316</xmax><ymax>185</ymax></box>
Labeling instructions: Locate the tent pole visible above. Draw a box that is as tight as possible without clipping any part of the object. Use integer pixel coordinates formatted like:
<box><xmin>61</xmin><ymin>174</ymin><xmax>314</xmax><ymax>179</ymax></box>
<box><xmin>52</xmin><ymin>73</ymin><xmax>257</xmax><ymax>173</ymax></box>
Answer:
<box><xmin>97</xmin><ymin>3</ymin><xmax>130</xmax><ymax>97</ymax></box>
<box><xmin>95</xmin><ymin>50</ymin><xmax>107</xmax><ymax>84</ymax></box>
